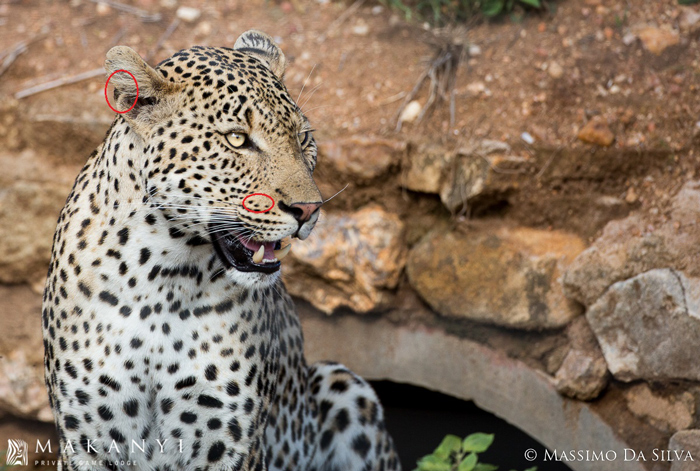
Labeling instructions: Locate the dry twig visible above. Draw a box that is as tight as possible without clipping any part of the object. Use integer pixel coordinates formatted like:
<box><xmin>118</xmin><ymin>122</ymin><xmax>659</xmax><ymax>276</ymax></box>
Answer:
<box><xmin>15</xmin><ymin>67</ymin><xmax>105</xmax><ymax>99</ymax></box>
<box><xmin>0</xmin><ymin>27</ymin><xmax>50</xmax><ymax>78</ymax></box>
<box><xmin>317</xmin><ymin>0</ymin><xmax>366</xmax><ymax>43</ymax></box>
<box><xmin>89</xmin><ymin>0</ymin><xmax>161</xmax><ymax>22</ymax></box>
<box><xmin>394</xmin><ymin>26</ymin><xmax>469</xmax><ymax>132</ymax></box>
<box><xmin>146</xmin><ymin>17</ymin><xmax>180</xmax><ymax>62</ymax></box>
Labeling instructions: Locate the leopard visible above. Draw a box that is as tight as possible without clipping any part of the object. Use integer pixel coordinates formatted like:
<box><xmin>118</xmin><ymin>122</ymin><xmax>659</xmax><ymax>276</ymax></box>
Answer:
<box><xmin>41</xmin><ymin>30</ymin><xmax>401</xmax><ymax>471</ymax></box>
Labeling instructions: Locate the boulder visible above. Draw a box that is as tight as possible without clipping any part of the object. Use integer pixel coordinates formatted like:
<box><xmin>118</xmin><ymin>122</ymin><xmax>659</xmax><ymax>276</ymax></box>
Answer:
<box><xmin>407</xmin><ymin>222</ymin><xmax>585</xmax><ymax>329</ymax></box>
<box><xmin>401</xmin><ymin>140</ymin><xmax>528</xmax><ymax>213</ymax></box>
<box><xmin>318</xmin><ymin>137</ymin><xmax>405</xmax><ymax>181</ymax></box>
<box><xmin>0</xmin><ymin>284</ymin><xmax>52</xmax><ymax>422</ymax></box>
<box><xmin>283</xmin><ymin>205</ymin><xmax>406</xmax><ymax>313</ymax></box>
<box><xmin>0</xmin><ymin>150</ymin><xmax>79</xmax><ymax>284</ymax></box>
<box><xmin>564</xmin><ymin>180</ymin><xmax>700</xmax><ymax>307</ymax></box>
<box><xmin>439</xmin><ymin>141</ymin><xmax>527</xmax><ymax>213</ymax></box>
<box><xmin>587</xmin><ymin>269</ymin><xmax>700</xmax><ymax>382</ymax></box>
<box><xmin>670</xmin><ymin>430</ymin><xmax>700</xmax><ymax>471</ymax></box>
<box><xmin>554</xmin><ymin>318</ymin><xmax>609</xmax><ymax>401</ymax></box>
<box><xmin>624</xmin><ymin>383</ymin><xmax>695</xmax><ymax>433</ymax></box>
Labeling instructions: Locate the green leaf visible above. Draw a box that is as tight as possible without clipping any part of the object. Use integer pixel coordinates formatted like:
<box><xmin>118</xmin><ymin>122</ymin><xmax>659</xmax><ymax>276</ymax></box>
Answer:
<box><xmin>458</xmin><ymin>452</ymin><xmax>478</xmax><ymax>471</ymax></box>
<box><xmin>474</xmin><ymin>464</ymin><xmax>499</xmax><ymax>471</ymax></box>
<box><xmin>434</xmin><ymin>435</ymin><xmax>462</xmax><ymax>459</ymax></box>
<box><xmin>417</xmin><ymin>455</ymin><xmax>452</xmax><ymax>471</ymax></box>
<box><xmin>679</xmin><ymin>0</ymin><xmax>700</xmax><ymax>4</ymax></box>
<box><xmin>462</xmin><ymin>433</ymin><xmax>495</xmax><ymax>453</ymax></box>
<box><xmin>481</xmin><ymin>0</ymin><xmax>504</xmax><ymax>17</ymax></box>
<box><xmin>518</xmin><ymin>0</ymin><xmax>541</xmax><ymax>7</ymax></box>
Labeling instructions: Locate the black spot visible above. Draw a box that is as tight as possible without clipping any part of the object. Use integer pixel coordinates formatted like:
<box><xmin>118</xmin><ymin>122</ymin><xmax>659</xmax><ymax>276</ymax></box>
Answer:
<box><xmin>117</xmin><ymin>228</ymin><xmax>129</xmax><ymax>245</ymax></box>
<box><xmin>175</xmin><ymin>376</ymin><xmax>197</xmax><ymax>390</ymax></box>
<box><xmin>98</xmin><ymin>405</ymin><xmax>114</xmax><ymax>421</ymax></box>
<box><xmin>64</xmin><ymin>415</ymin><xmax>80</xmax><ymax>430</ymax></box>
<box><xmin>352</xmin><ymin>433</ymin><xmax>371</xmax><ymax>458</ymax></box>
<box><xmin>130</xmin><ymin>337</ymin><xmax>143</xmax><ymax>349</ymax></box>
<box><xmin>99</xmin><ymin>375</ymin><xmax>121</xmax><ymax>391</ymax></box>
<box><xmin>123</xmin><ymin>399</ymin><xmax>139</xmax><ymax>417</ymax></box>
<box><xmin>119</xmin><ymin>306</ymin><xmax>132</xmax><ymax>317</ymax></box>
<box><xmin>320</xmin><ymin>430</ymin><xmax>334</xmax><ymax>450</ymax></box>
<box><xmin>197</xmin><ymin>395</ymin><xmax>224</xmax><ymax>408</ymax></box>
<box><xmin>75</xmin><ymin>390</ymin><xmax>90</xmax><ymax>405</ymax></box>
<box><xmin>330</xmin><ymin>380</ymin><xmax>348</xmax><ymax>393</ymax></box>
<box><xmin>180</xmin><ymin>411</ymin><xmax>197</xmax><ymax>424</ymax></box>
<box><xmin>335</xmin><ymin>408</ymin><xmax>350</xmax><ymax>432</ymax></box>
<box><xmin>207</xmin><ymin>441</ymin><xmax>225</xmax><ymax>462</ymax></box>
<box><xmin>98</xmin><ymin>290</ymin><xmax>118</xmax><ymax>306</ymax></box>
<box><xmin>228</xmin><ymin>418</ymin><xmax>242</xmax><ymax>442</ymax></box>
<box><xmin>140</xmin><ymin>306</ymin><xmax>152</xmax><ymax>319</ymax></box>
<box><xmin>205</xmin><ymin>364</ymin><xmax>217</xmax><ymax>381</ymax></box>
<box><xmin>226</xmin><ymin>381</ymin><xmax>240</xmax><ymax>396</ymax></box>
<box><xmin>109</xmin><ymin>428</ymin><xmax>126</xmax><ymax>444</ymax></box>
<box><xmin>207</xmin><ymin>418</ymin><xmax>222</xmax><ymax>430</ymax></box>
<box><xmin>161</xmin><ymin>398</ymin><xmax>174</xmax><ymax>414</ymax></box>
<box><xmin>140</xmin><ymin>248</ymin><xmax>151</xmax><ymax>264</ymax></box>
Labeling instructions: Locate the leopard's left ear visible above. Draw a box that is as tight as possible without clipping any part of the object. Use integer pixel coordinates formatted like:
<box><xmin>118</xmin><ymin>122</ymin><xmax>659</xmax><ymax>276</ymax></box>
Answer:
<box><xmin>234</xmin><ymin>30</ymin><xmax>287</xmax><ymax>79</ymax></box>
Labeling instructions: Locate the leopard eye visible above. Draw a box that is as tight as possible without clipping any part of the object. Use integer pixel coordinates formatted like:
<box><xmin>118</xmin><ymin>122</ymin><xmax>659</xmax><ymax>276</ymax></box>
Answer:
<box><xmin>299</xmin><ymin>131</ymin><xmax>312</xmax><ymax>148</ymax></box>
<box><xmin>225</xmin><ymin>132</ymin><xmax>247</xmax><ymax>148</ymax></box>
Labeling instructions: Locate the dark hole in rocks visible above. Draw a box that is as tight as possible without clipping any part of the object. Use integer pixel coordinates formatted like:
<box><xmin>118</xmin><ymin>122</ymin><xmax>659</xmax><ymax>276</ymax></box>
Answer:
<box><xmin>372</xmin><ymin>381</ymin><xmax>572</xmax><ymax>471</ymax></box>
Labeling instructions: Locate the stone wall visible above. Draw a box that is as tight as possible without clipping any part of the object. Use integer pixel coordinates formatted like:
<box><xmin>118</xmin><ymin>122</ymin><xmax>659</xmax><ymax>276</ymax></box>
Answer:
<box><xmin>2</xmin><ymin>101</ymin><xmax>700</xmax><ymax>471</ymax></box>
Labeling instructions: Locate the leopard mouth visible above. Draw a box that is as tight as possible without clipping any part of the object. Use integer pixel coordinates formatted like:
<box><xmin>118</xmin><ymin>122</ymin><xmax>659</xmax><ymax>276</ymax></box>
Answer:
<box><xmin>209</xmin><ymin>223</ymin><xmax>291</xmax><ymax>274</ymax></box>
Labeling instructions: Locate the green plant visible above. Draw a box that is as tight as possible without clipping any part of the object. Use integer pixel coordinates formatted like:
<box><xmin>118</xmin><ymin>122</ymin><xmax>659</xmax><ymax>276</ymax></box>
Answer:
<box><xmin>380</xmin><ymin>0</ymin><xmax>548</xmax><ymax>23</ymax></box>
<box><xmin>413</xmin><ymin>433</ymin><xmax>538</xmax><ymax>471</ymax></box>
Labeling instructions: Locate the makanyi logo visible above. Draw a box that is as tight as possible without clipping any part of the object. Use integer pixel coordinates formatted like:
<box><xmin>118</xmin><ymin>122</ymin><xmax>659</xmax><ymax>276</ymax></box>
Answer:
<box><xmin>7</xmin><ymin>439</ymin><xmax>28</xmax><ymax>466</ymax></box>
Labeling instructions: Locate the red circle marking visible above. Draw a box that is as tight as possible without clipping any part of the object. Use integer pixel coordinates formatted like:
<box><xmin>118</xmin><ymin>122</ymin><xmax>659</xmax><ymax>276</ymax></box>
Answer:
<box><xmin>104</xmin><ymin>70</ymin><xmax>139</xmax><ymax>114</ymax></box>
<box><xmin>242</xmin><ymin>193</ymin><xmax>275</xmax><ymax>214</ymax></box>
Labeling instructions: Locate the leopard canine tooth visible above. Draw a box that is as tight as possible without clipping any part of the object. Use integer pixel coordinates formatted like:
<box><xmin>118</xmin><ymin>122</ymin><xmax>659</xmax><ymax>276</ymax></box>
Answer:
<box><xmin>252</xmin><ymin>245</ymin><xmax>265</xmax><ymax>264</ymax></box>
<box><xmin>273</xmin><ymin>243</ymin><xmax>291</xmax><ymax>261</ymax></box>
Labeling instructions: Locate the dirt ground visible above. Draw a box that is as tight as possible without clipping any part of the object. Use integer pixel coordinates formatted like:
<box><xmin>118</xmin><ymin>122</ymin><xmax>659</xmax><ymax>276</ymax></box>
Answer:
<box><xmin>2</xmin><ymin>0</ymin><xmax>700</xmax><ymax>244</ymax></box>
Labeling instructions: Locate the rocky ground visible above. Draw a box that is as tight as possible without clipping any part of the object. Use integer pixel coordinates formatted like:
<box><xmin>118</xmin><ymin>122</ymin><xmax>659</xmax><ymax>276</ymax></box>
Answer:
<box><xmin>2</xmin><ymin>0</ymin><xmax>700</xmax><ymax>470</ymax></box>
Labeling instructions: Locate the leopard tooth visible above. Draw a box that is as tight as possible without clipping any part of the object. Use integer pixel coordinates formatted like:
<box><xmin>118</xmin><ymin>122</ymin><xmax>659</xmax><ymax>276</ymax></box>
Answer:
<box><xmin>273</xmin><ymin>243</ymin><xmax>291</xmax><ymax>261</ymax></box>
<box><xmin>252</xmin><ymin>245</ymin><xmax>265</xmax><ymax>264</ymax></box>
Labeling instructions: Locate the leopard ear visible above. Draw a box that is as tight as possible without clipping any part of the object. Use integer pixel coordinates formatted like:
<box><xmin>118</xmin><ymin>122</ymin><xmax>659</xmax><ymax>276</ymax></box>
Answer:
<box><xmin>234</xmin><ymin>30</ymin><xmax>287</xmax><ymax>79</ymax></box>
<box><xmin>105</xmin><ymin>46</ymin><xmax>179</xmax><ymax>133</ymax></box>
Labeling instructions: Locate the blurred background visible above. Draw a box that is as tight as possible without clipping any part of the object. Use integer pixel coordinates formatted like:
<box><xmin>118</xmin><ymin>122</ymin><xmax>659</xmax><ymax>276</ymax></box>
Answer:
<box><xmin>1</xmin><ymin>0</ymin><xmax>700</xmax><ymax>470</ymax></box>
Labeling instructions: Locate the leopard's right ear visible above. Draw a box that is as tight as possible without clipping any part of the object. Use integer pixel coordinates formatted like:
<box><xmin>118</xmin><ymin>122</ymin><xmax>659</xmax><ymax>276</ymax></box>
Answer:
<box><xmin>105</xmin><ymin>46</ymin><xmax>180</xmax><ymax>134</ymax></box>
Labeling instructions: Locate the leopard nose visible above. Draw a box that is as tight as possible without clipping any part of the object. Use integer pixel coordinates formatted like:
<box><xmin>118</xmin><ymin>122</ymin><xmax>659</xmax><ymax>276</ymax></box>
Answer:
<box><xmin>280</xmin><ymin>201</ymin><xmax>322</xmax><ymax>223</ymax></box>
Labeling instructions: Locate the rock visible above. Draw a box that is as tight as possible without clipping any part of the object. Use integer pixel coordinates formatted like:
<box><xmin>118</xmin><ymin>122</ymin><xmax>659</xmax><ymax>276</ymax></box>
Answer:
<box><xmin>399</xmin><ymin>100</ymin><xmax>421</xmax><ymax>124</ymax></box>
<box><xmin>351</xmin><ymin>20</ymin><xmax>369</xmax><ymax>36</ymax></box>
<box><xmin>407</xmin><ymin>222</ymin><xmax>585</xmax><ymax>329</ymax></box>
<box><xmin>176</xmin><ymin>6</ymin><xmax>201</xmax><ymax>22</ymax></box>
<box><xmin>555</xmin><ymin>349</ymin><xmax>608</xmax><ymax>401</ymax></box>
<box><xmin>299</xmin><ymin>309</ymin><xmax>651</xmax><ymax>471</ymax></box>
<box><xmin>638</xmin><ymin>27</ymin><xmax>680</xmax><ymax>55</ymax></box>
<box><xmin>282</xmin><ymin>205</ymin><xmax>406</xmax><ymax>314</ymax></box>
<box><xmin>0</xmin><ymin>151</ymin><xmax>78</xmax><ymax>284</ymax></box>
<box><xmin>468</xmin><ymin>44</ymin><xmax>482</xmax><ymax>56</ymax></box>
<box><xmin>577</xmin><ymin>117</ymin><xmax>615</xmax><ymax>146</ymax></box>
<box><xmin>548</xmin><ymin>61</ymin><xmax>564</xmax><ymax>79</ymax></box>
<box><xmin>587</xmin><ymin>269</ymin><xmax>700</xmax><ymax>381</ymax></box>
<box><xmin>0</xmin><ymin>285</ymin><xmax>51</xmax><ymax>422</ymax></box>
<box><xmin>669</xmin><ymin>430</ymin><xmax>700</xmax><ymax>471</ymax></box>
<box><xmin>564</xmin><ymin>180</ymin><xmax>700</xmax><ymax>307</ymax></box>
<box><xmin>318</xmin><ymin>137</ymin><xmax>405</xmax><ymax>181</ymax></box>
<box><xmin>439</xmin><ymin>140</ymin><xmax>526</xmax><ymax>213</ymax></box>
<box><xmin>554</xmin><ymin>317</ymin><xmax>609</xmax><ymax>400</ymax></box>
<box><xmin>0</xmin><ymin>350</ymin><xmax>52</xmax><ymax>422</ymax></box>
<box><xmin>624</xmin><ymin>383</ymin><xmax>695</xmax><ymax>433</ymax></box>
<box><xmin>402</xmin><ymin>143</ymin><xmax>452</xmax><ymax>194</ymax></box>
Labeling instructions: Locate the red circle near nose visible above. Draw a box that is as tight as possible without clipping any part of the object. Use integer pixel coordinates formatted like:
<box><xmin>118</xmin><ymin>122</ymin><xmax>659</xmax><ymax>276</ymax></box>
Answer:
<box><xmin>242</xmin><ymin>193</ymin><xmax>275</xmax><ymax>213</ymax></box>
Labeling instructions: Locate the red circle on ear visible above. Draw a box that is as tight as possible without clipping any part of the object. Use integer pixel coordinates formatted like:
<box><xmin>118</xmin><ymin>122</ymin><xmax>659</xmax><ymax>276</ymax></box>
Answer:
<box><xmin>242</xmin><ymin>193</ymin><xmax>275</xmax><ymax>214</ymax></box>
<box><xmin>105</xmin><ymin>70</ymin><xmax>139</xmax><ymax>114</ymax></box>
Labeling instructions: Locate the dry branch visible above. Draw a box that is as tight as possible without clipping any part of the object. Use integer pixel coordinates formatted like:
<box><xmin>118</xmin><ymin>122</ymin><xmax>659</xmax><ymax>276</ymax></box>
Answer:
<box><xmin>15</xmin><ymin>67</ymin><xmax>105</xmax><ymax>99</ymax></box>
